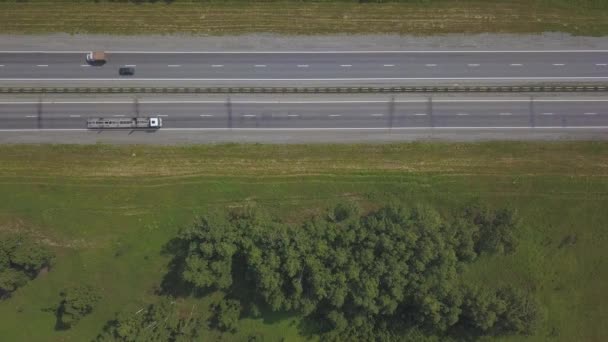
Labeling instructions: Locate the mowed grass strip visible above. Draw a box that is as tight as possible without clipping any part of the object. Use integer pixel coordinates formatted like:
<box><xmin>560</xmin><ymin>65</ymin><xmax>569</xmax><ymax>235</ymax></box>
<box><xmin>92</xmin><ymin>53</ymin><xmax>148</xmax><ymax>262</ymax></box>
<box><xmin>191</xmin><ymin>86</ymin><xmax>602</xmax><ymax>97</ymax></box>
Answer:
<box><xmin>0</xmin><ymin>142</ymin><xmax>607</xmax><ymax>179</ymax></box>
<box><xmin>1</xmin><ymin>0</ymin><xmax>608</xmax><ymax>35</ymax></box>
<box><xmin>0</xmin><ymin>141</ymin><xmax>606</xmax><ymax>341</ymax></box>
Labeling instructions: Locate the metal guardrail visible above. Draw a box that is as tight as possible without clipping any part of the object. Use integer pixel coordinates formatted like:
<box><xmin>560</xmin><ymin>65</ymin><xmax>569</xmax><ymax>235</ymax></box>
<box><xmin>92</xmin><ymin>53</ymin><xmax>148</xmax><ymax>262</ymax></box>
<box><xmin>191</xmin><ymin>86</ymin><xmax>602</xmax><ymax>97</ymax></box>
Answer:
<box><xmin>0</xmin><ymin>85</ymin><xmax>607</xmax><ymax>94</ymax></box>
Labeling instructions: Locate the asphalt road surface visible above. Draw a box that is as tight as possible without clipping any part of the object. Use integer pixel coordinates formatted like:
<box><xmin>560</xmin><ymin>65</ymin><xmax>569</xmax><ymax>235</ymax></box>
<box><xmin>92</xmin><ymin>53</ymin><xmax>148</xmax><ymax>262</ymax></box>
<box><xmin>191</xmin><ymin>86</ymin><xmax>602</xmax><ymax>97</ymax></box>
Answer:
<box><xmin>1</xmin><ymin>51</ymin><xmax>608</xmax><ymax>82</ymax></box>
<box><xmin>1</xmin><ymin>96</ymin><xmax>607</xmax><ymax>130</ymax></box>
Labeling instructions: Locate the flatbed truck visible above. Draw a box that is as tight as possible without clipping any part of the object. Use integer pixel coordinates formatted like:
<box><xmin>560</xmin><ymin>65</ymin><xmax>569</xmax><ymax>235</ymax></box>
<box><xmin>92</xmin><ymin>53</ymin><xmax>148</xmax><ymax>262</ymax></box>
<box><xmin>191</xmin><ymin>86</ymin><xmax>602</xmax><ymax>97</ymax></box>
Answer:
<box><xmin>87</xmin><ymin>117</ymin><xmax>162</xmax><ymax>129</ymax></box>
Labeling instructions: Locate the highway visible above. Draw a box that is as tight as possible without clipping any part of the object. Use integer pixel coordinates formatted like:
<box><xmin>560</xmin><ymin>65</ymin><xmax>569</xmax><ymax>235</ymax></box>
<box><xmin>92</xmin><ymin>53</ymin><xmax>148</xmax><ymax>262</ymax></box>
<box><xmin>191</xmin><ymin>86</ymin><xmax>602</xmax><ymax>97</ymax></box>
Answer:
<box><xmin>1</xmin><ymin>96</ymin><xmax>607</xmax><ymax>130</ymax></box>
<box><xmin>1</xmin><ymin>51</ymin><xmax>608</xmax><ymax>82</ymax></box>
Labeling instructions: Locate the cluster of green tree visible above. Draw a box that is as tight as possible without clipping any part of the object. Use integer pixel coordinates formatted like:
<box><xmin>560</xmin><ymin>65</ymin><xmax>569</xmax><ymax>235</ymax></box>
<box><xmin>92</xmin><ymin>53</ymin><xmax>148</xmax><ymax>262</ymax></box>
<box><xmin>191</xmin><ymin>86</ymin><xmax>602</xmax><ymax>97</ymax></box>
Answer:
<box><xmin>159</xmin><ymin>202</ymin><xmax>538</xmax><ymax>340</ymax></box>
<box><xmin>95</xmin><ymin>297</ymin><xmax>201</xmax><ymax>342</ymax></box>
<box><xmin>0</xmin><ymin>233</ymin><xmax>53</xmax><ymax>299</ymax></box>
<box><xmin>54</xmin><ymin>285</ymin><xmax>101</xmax><ymax>330</ymax></box>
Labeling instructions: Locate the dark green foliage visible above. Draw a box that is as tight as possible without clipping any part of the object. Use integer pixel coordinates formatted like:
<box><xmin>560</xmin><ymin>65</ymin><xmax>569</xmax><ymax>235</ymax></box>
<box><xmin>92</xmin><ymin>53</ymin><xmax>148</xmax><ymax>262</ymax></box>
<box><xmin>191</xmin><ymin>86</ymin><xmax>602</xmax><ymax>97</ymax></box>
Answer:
<box><xmin>495</xmin><ymin>286</ymin><xmax>540</xmax><ymax>335</ymax></box>
<box><xmin>180</xmin><ymin>214</ymin><xmax>239</xmax><ymax>290</ymax></box>
<box><xmin>55</xmin><ymin>285</ymin><xmax>100</xmax><ymax>329</ymax></box>
<box><xmin>0</xmin><ymin>234</ymin><xmax>53</xmax><ymax>298</ymax></box>
<box><xmin>168</xmin><ymin>202</ymin><xmax>537</xmax><ymax>340</ymax></box>
<box><xmin>463</xmin><ymin>202</ymin><xmax>519</xmax><ymax>255</ymax></box>
<box><xmin>211</xmin><ymin>298</ymin><xmax>241</xmax><ymax>332</ymax></box>
<box><xmin>460</xmin><ymin>285</ymin><xmax>540</xmax><ymax>336</ymax></box>
<box><xmin>96</xmin><ymin>297</ymin><xmax>200</xmax><ymax>342</ymax></box>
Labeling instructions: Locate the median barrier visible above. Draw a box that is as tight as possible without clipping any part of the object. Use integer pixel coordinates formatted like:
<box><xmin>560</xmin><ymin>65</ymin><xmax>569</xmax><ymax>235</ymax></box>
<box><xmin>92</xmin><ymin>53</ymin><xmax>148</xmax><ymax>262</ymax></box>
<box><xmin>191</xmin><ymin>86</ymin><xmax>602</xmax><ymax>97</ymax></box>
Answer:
<box><xmin>1</xmin><ymin>85</ymin><xmax>608</xmax><ymax>94</ymax></box>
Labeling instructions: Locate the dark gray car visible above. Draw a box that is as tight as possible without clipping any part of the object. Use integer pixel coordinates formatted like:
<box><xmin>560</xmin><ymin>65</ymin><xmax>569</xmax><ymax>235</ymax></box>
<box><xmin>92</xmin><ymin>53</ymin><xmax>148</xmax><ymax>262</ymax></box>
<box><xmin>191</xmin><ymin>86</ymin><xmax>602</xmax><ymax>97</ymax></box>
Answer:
<box><xmin>119</xmin><ymin>67</ymin><xmax>135</xmax><ymax>76</ymax></box>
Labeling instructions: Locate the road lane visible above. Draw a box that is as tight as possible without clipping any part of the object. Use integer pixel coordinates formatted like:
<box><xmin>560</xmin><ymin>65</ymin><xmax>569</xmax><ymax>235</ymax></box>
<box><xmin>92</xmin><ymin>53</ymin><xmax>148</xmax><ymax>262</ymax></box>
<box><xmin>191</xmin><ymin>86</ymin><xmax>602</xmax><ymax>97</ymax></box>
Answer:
<box><xmin>1</xmin><ymin>97</ymin><xmax>607</xmax><ymax>130</ymax></box>
<box><xmin>2</xmin><ymin>51</ymin><xmax>608</xmax><ymax>81</ymax></box>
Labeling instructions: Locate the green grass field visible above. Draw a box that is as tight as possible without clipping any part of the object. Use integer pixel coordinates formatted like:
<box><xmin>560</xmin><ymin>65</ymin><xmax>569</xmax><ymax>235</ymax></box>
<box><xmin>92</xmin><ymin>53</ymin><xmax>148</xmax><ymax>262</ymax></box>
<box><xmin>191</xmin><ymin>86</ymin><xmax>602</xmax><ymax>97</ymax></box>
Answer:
<box><xmin>0</xmin><ymin>142</ymin><xmax>606</xmax><ymax>341</ymax></box>
<box><xmin>1</xmin><ymin>0</ymin><xmax>608</xmax><ymax>36</ymax></box>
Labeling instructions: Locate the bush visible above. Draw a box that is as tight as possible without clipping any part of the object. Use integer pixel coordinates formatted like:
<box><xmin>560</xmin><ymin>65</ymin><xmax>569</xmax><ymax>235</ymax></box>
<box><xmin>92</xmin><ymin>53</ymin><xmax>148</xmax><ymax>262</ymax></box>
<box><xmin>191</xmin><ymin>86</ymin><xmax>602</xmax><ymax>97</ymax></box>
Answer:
<box><xmin>0</xmin><ymin>234</ymin><xmax>53</xmax><ymax>298</ymax></box>
<box><xmin>212</xmin><ymin>299</ymin><xmax>241</xmax><ymax>332</ymax></box>
<box><xmin>56</xmin><ymin>285</ymin><xmax>101</xmax><ymax>329</ymax></box>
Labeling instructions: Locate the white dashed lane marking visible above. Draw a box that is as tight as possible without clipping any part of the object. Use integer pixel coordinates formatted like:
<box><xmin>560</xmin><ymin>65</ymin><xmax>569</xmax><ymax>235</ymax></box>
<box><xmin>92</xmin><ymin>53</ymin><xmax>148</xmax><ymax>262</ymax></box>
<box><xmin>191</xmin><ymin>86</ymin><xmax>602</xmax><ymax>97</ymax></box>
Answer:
<box><xmin>211</xmin><ymin>65</ymin><xmax>223</xmax><ymax>68</ymax></box>
<box><xmin>329</xmin><ymin>114</ymin><xmax>341</xmax><ymax>117</ymax></box>
<box><xmin>297</xmin><ymin>65</ymin><xmax>309</xmax><ymax>68</ymax></box>
<box><xmin>541</xmin><ymin>112</ymin><xmax>554</xmax><ymax>115</ymax></box>
<box><xmin>340</xmin><ymin>64</ymin><xmax>352</xmax><ymax>67</ymax></box>
<box><xmin>200</xmin><ymin>114</ymin><xmax>213</xmax><ymax>117</ymax></box>
<box><xmin>499</xmin><ymin>113</ymin><xmax>513</xmax><ymax>116</ymax></box>
<box><xmin>510</xmin><ymin>63</ymin><xmax>523</xmax><ymax>66</ymax></box>
<box><xmin>584</xmin><ymin>112</ymin><xmax>597</xmax><ymax>115</ymax></box>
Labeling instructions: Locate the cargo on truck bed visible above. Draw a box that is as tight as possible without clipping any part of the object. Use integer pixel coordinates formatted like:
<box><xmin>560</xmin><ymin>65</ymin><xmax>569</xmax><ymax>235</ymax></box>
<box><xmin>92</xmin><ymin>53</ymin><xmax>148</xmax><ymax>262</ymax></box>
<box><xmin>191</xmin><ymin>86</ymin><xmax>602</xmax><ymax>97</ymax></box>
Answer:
<box><xmin>87</xmin><ymin>117</ymin><xmax>162</xmax><ymax>129</ymax></box>
<box><xmin>86</xmin><ymin>51</ymin><xmax>107</xmax><ymax>64</ymax></box>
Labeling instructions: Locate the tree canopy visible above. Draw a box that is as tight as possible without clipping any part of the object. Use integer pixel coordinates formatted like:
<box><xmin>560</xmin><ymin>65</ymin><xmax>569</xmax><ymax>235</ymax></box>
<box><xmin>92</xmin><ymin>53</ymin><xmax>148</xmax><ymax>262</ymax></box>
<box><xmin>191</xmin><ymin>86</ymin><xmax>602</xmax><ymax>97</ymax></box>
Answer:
<box><xmin>164</xmin><ymin>202</ymin><xmax>536</xmax><ymax>340</ymax></box>
<box><xmin>0</xmin><ymin>233</ymin><xmax>53</xmax><ymax>298</ymax></box>
<box><xmin>96</xmin><ymin>297</ymin><xmax>201</xmax><ymax>342</ymax></box>
<box><xmin>55</xmin><ymin>285</ymin><xmax>101</xmax><ymax>329</ymax></box>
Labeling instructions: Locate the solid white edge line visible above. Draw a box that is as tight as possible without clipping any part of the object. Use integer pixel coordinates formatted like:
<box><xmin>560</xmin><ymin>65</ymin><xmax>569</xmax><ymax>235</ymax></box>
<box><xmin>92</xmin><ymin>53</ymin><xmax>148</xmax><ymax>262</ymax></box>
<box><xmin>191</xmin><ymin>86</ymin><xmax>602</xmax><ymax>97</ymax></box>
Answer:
<box><xmin>2</xmin><ymin>99</ymin><xmax>608</xmax><ymax>104</ymax></box>
<box><xmin>1</xmin><ymin>126</ymin><xmax>607</xmax><ymax>132</ymax></box>
<box><xmin>6</xmin><ymin>77</ymin><xmax>608</xmax><ymax>81</ymax></box>
<box><xmin>3</xmin><ymin>50</ymin><xmax>608</xmax><ymax>53</ymax></box>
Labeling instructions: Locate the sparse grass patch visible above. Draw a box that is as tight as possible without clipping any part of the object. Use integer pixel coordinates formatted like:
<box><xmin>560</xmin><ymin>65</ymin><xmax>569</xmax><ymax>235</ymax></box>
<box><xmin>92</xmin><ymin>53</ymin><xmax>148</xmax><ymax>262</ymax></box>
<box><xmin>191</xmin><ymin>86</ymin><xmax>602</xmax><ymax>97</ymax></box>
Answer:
<box><xmin>1</xmin><ymin>0</ymin><xmax>608</xmax><ymax>36</ymax></box>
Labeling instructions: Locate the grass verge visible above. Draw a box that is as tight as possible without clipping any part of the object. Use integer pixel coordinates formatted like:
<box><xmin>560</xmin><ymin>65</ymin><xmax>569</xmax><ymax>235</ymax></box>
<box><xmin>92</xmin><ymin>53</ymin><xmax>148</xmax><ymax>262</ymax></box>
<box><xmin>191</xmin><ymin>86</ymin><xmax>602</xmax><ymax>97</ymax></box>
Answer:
<box><xmin>1</xmin><ymin>0</ymin><xmax>608</xmax><ymax>36</ymax></box>
<box><xmin>0</xmin><ymin>141</ymin><xmax>606</xmax><ymax>341</ymax></box>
